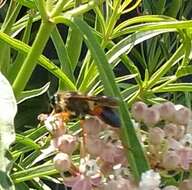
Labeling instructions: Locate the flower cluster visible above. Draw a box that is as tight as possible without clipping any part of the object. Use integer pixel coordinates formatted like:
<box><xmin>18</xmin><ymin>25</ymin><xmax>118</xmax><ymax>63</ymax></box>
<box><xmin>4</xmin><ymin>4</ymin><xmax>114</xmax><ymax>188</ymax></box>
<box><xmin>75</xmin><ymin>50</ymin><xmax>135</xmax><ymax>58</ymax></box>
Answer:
<box><xmin>131</xmin><ymin>101</ymin><xmax>192</xmax><ymax>189</ymax></box>
<box><xmin>39</xmin><ymin>100</ymin><xmax>192</xmax><ymax>190</ymax></box>
<box><xmin>41</xmin><ymin>113</ymin><xmax>137</xmax><ymax>190</ymax></box>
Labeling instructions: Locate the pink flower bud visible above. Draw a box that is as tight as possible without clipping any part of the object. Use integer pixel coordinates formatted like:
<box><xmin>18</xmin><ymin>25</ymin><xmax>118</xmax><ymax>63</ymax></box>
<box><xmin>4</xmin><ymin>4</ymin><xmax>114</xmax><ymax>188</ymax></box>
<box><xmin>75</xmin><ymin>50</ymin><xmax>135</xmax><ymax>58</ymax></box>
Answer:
<box><xmin>143</xmin><ymin>107</ymin><xmax>160</xmax><ymax>126</ymax></box>
<box><xmin>174</xmin><ymin>106</ymin><xmax>192</xmax><ymax>125</ymax></box>
<box><xmin>53</xmin><ymin>153</ymin><xmax>71</xmax><ymax>172</ymax></box>
<box><xmin>176</xmin><ymin>147</ymin><xmax>192</xmax><ymax>170</ymax></box>
<box><xmin>159</xmin><ymin>102</ymin><xmax>176</xmax><ymax>121</ymax></box>
<box><xmin>85</xmin><ymin>136</ymin><xmax>103</xmax><ymax>156</ymax></box>
<box><xmin>162</xmin><ymin>151</ymin><xmax>180</xmax><ymax>170</ymax></box>
<box><xmin>149</xmin><ymin>127</ymin><xmax>165</xmax><ymax>145</ymax></box>
<box><xmin>179</xmin><ymin>179</ymin><xmax>192</xmax><ymax>190</ymax></box>
<box><xmin>131</xmin><ymin>101</ymin><xmax>147</xmax><ymax>122</ymax></box>
<box><xmin>52</xmin><ymin>134</ymin><xmax>78</xmax><ymax>154</ymax></box>
<box><xmin>175</xmin><ymin>125</ymin><xmax>185</xmax><ymax>140</ymax></box>
<box><xmin>83</xmin><ymin>117</ymin><xmax>103</xmax><ymax>135</ymax></box>
<box><xmin>164</xmin><ymin>123</ymin><xmax>178</xmax><ymax>138</ymax></box>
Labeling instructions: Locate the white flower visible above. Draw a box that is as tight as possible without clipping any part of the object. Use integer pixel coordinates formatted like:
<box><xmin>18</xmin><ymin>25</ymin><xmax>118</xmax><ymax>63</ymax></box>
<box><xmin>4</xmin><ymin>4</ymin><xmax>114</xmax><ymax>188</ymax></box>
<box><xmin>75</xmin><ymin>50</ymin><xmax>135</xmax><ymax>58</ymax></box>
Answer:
<box><xmin>180</xmin><ymin>133</ymin><xmax>192</xmax><ymax>146</ymax></box>
<box><xmin>139</xmin><ymin>170</ymin><xmax>161</xmax><ymax>190</ymax></box>
<box><xmin>79</xmin><ymin>156</ymin><xmax>100</xmax><ymax>176</ymax></box>
<box><xmin>44</xmin><ymin>115</ymin><xmax>57</xmax><ymax>132</ymax></box>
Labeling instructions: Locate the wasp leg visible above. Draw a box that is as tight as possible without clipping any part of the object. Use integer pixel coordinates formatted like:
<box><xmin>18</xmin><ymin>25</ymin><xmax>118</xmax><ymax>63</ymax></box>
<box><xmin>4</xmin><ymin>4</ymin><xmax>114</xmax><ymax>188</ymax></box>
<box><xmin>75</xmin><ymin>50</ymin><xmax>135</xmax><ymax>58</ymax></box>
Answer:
<box><xmin>79</xmin><ymin>119</ymin><xmax>88</xmax><ymax>157</ymax></box>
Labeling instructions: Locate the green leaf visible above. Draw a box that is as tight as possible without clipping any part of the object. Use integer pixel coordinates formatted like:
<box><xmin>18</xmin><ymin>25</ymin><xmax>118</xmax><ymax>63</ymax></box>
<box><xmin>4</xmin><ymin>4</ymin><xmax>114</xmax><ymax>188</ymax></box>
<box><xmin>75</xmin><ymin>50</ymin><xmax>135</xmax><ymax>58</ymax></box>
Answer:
<box><xmin>0</xmin><ymin>72</ymin><xmax>17</xmax><ymax>190</ymax></box>
<box><xmin>51</xmin><ymin>27</ymin><xmax>75</xmax><ymax>85</ymax></box>
<box><xmin>16</xmin><ymin>0</ymin><xmax>37</xmax><ymax>9</ymax></box>
<box><xmin>0</xmin><ymin>31</ymin><xmax>76</xmax><ymax>91</ymax></box>
<box><xmin>15</xmin><ymin>134</ymin><xmax>40</xmax><ymax>150</ymax></box>
<box><xmin>53</xmin><ymin>16</ymin><xmax>150</xmax><ymax>181</ymax></box>
<box><xmin>11</xmin><ymin>164</ymin><xmax>57</xmax><ymax>183</ymax></box>
<box><xmin>152</xmin><ymin>83</ymin><xmax>192</xmax><ymax>92</ymax></box>
<box><xmin>176</xmin><ymin>65</ymin><xmax>192</xmax><ymax>77</ymax></box>
<box><xmin>107</xmin><ymin>30</ymin><xmax>173</xmax><ymax>64</ymax></box>
<box><xmin>17</xmin><ymin>82</ymin><xmax>50</xmax><ymax>103</ymax></box>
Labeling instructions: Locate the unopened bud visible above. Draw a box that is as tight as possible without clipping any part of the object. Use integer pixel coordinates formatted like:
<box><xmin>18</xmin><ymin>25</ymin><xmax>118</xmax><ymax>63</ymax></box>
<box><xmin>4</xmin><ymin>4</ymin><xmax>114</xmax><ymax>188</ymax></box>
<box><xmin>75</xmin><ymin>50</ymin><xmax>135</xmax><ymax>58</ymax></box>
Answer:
<box><xmin>131</xmin><ymin>101</ymin><xmax>147</xmax><ymax>122</ymax></box>
<box><xmin>162</xmin><ymin>151</ymin><xmax>180</xmax><ymax>170</ymax></box>
<box><xmin>53</xmin><ymin>153</ymin><xmax>71</xmax><ymax>172</ymax></box>
<box><xmin>143</xmin><ymin>107</ymin><xmax>160</xmax><ymax>126</ymax></box>
<box><xmin>164</xmin><ymin>123</ymin><xmax>178</xmax><ymax>138</ymax></box>
<box><xmin>149</xmin><ymin>127</ymin><xmax>165</xmax><ymax>145</ymax></box>
<box><xmin>174</xmin><ymin>106</ymin><xmax>191</xmax><ymax>125</ymax></box>
<box><xmin>179</xmin><ymin>179</ymin><xmax>192</xmax><ymax>190</ymax></box>
<box><xmin>159</xmin><ymin>102</ymin><xmax>176</xmax><ymax>121</ymax></box>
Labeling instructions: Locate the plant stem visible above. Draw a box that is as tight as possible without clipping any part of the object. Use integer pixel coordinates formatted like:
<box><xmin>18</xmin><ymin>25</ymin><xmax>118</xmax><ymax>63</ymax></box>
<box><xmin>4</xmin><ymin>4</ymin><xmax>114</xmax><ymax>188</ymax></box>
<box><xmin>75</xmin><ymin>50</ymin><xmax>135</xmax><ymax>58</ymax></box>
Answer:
<box><xmin>34</xmin><ymin>0</ymin><xmax>47</xmax><ymax>20</ymax></box>
<box><xmin>50</xmin><ymin>0</ymin><xmax>68</xmax><ymax>17</ymax></box>
<box><xmin>13</xmin><ymin>21</ymin><xmax>55</xmax><ymax>98</ymax></box>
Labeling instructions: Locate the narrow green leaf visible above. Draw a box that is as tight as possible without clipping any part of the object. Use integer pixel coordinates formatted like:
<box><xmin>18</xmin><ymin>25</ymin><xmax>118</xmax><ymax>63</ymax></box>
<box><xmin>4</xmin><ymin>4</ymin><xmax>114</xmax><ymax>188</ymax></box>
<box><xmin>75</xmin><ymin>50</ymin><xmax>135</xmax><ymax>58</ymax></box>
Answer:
<box><xmin>15</xmin><ymin>134</ymin><xmax>40</xmax><ymax>149</ymax></box>
<box><xmin>152</xmin><ymin>83</ymin><xmax>192</xmax><ymax>92</ymax></box>
<box><xmin>51</xmin><ymin>27</ymin><xmax>75</xmax><ymax>85</ymax></box>
<box><xmin>53</xmin><ymin>16</ymin><xmax>150</xmax><ymax>181</ymax></box>
<box><xmin>176</xmin><ymin>65</ymin><xmax>192</xmax><ymax>77</ymax></box>
<box><xmin>11</xmin><ymin>164</ymin><xmax>57</xmax><ymax>183</ymax></box>
<box><xmin>16</xmin><ymin>0</ymin><xmax>36</xmax><ymax>9</ymax></box>
<box><xmin>0</xmin><ymin>31</ymin><xmax>76</xmax><ymax>90</ymax></box>
<box><xmin>17</xmin><ymin>82</ymin><xmax>50</xmax><ymax>104</ymax></box>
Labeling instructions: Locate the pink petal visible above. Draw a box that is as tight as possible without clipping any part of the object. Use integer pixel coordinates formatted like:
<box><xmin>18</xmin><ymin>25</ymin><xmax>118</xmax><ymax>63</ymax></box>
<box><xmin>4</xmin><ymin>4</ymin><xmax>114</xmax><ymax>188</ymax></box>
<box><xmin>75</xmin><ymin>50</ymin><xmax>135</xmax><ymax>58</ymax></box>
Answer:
<box><xmin>177</xmin><ymin>147</ymin><xmax>192</xmax><ymax>170</ymax></box>
<box><xmin>63</xmin><ymin>175</ymin><xmax>81</xmax><ymax>187</ymax></box>
<box><xmin>90</xmin><ymin>174</ymin><xmax>101</xmax><ymax>186</ymax></box>
<box><xmin>72</xmin><ymin>177</ymin><xmax>92</xmax><ymax>190</ymax></box>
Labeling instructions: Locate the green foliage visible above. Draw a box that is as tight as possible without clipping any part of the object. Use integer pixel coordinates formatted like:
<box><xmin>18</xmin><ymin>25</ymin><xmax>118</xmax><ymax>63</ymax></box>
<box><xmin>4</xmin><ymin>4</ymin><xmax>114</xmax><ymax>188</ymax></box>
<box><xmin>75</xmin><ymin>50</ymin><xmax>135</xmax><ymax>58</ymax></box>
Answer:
<box><xmin>0</xmin><ymin>0</ymin><xmax>192</xmax><ymax>189</ymax></box>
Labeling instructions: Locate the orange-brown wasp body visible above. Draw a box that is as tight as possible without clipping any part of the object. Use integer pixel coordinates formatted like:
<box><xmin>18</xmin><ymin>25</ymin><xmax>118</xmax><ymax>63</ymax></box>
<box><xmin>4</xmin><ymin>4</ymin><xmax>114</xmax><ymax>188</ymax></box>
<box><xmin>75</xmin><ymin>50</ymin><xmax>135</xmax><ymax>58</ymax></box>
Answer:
<box><xmin>50</xmin><ymin>92</ymin><xmax>120</xmax><ymax>128</ymax></box>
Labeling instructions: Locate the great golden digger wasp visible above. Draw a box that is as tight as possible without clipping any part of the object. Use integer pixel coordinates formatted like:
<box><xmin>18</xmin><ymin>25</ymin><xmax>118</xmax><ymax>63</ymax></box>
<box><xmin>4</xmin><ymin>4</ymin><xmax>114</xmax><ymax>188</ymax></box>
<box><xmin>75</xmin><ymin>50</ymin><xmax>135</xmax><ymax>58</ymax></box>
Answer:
<box><xmin>50</xmin><ymin>91</ymin><xmax>121</xmax><ymax>128</ymax></box>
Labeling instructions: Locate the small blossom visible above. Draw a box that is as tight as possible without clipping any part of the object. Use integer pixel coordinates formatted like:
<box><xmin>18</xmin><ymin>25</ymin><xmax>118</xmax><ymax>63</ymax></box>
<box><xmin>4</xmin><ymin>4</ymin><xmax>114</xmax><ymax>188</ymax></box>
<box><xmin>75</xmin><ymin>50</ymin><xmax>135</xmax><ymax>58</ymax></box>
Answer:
<box><xmin>83</xmin><ymin>117</ymin><xmax>103</xmax><ymax>135</ymax></box>
<box><xmin>101</xmin><ymin>143</ymin><xmax>126</xmax><ymax>164</ymax></box>
<box><xmin>131</xmin><ymin>101</ymin><xmax>147</xmax><ymax>122</ymax></box>
<box><xmin>143</xmin><ymin>107</ymin><xmax>160</xmax><ymax>126</ymax></box>
<box><xmin>44</xmin><ymin>115</ymin><xmax>66</xmax><ymax>137</ymax></box>
<box><xmin>176</xmin><ymin>147</ymin><xmax>192</xmax><ymax>170</ymax></box>
<box><xmin>63</xmin><ymin>174</ymin><xmax>101</xmax><ymax>190</ymax></box>
<box><xmin>79</xmin><ymin>157</ymin><xmax>100</xmax><ymax>176</ymax></box>
<box><xmin>164</xmin><ymin>123</ymin><xmax>178</xmax><ymax>139</ymax></box>
<box><xmin>85</xmin><ymin>136</ymin><xmax>103</xmax><ymax>156</ymax></box>
<box><xmin>53</xmin><ymin>152</ymin><xmax>71</xmax><ymax>172</ymax></box>
<box><xmin>149</xmin><ymin>127</ymin><xmax>165</xmax><ymax>145</ymax></box>
<box><xmin>101</xmin><ymin>177</ymin><xmax>136</xmax><ymax>190</ymax></box>
<box><xmin>179</xmin><ymin>179</ymin><xmax>192</xmax><ymax>190</ymax></box>
<box><xmin>63</xmin><ymin>156</ymin><xmax>101</xmax><ymax>190</ymax></box>
<box><xmin>100</xmin><ymin>129</ymin><xmax>120</xmax><ymax>144</ymax></box>
<box><xmin>162</xmin><ymin>151</ymin><xmax>180</xmax><ymax>170</ymax></box>
<box><xmin>139</xmin><ymin>170</ymin><xmax>161</xmax><ymax>190</ymax></box>
<box><xmin>174</xmin><ymin>105</ymin><xmax>192</xmax><ymax>125</ymax></box>
<box><xmin>166</xmin><ymin>137</ymin><xmax>183</xmax><ymax>151</ymax></box>
<box><xmin>159</xmin><ymin>102</ymin><xmax>176</xmax><ymax>121</ymax></box>
<box><xmin>180</xmin><ymin>133</ymin><xmax>192</xmax><ymax>146</ymax></box>
<box><xmin>52</xmin><ymin>134</ymin><xmax>78</xmax><ymax>154</ymax></box>
<box><xmin>175</xmin><ymin>125</ymin><xmax>185</xmax><ymax>140</ymax></box>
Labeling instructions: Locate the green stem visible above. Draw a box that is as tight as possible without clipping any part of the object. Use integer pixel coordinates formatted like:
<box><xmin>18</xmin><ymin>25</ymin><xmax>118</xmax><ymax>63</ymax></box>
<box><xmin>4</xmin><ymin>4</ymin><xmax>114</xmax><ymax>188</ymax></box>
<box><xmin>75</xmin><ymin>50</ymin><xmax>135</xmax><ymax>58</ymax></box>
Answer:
<box><xmin>8</xmin><ymin>10</ymin><xmax>34</xmax><ymax>84</ymax></box>
<box><xmin>104</xmin><ymin>0</ymin><xmax>121</xmax><ymax>41</ymax></box>
<box><xmin>0</xmin><ymin>2</ymin><xmax>21</xmax><ymax>74</ymax></box>
<box><xmin>34</xmin><ymin>0</ymin><xmax>47</xmax><ymax>20</ymax></box>
<box><xmin>13</xmin><ymin>21</ymin><xmax>55</xmax><ymax>98</ymax></box>
<box><xmin>50</xmin><ymin>0</ymin><xmax>68</xmax><ymax>17</ymax></box>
